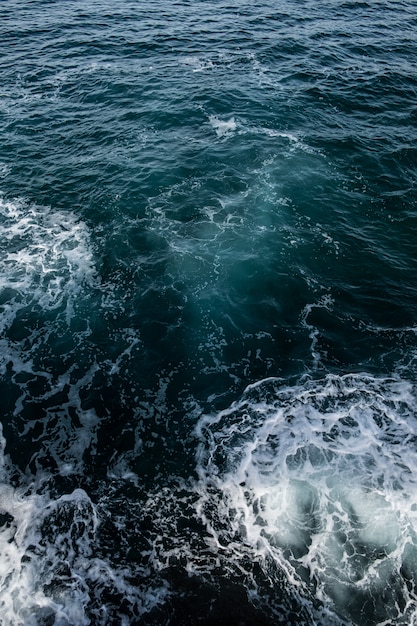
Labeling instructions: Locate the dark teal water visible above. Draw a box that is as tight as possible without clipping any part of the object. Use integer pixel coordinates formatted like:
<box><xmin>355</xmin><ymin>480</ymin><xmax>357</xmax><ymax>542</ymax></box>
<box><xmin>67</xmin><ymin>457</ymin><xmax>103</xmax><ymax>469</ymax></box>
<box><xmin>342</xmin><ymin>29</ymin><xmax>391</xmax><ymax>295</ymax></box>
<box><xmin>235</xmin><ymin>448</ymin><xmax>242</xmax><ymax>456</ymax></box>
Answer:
<box><xmin>1</xmin><ymin>1</ymin><xmax>417</xmax><ymax>624</ymax></box>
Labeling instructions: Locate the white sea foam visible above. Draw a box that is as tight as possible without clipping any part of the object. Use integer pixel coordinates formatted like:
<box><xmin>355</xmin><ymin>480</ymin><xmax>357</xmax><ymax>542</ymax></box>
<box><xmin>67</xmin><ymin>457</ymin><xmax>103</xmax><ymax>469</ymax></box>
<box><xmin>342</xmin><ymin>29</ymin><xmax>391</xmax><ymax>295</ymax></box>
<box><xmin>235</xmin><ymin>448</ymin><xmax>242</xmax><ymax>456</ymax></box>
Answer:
<box><xmin>0</xmin><ymin>163</ymin><xmax>10</xmax><ymax>178</ymax></box>
<box><xmin>195</xmin><ymin>373</ymin><xmax>417</xmax><ymax>624</ymax></box>
<box><xmin>182</xmin><ymin>55</ymin><xmax>215</xmax><ymax>72</ymax></box>
<box><xmin>0</xmin><ymin>422</ymin><xmax>170</xmax><ymax>625</ymax></box>
<box><xmin>0</xmin><ymin>196</ymin><xmax>172</xmax><ymax>623</ymax></box>
<box><xmin>208</xmin><ymin>115</ymin><xmax>237</xmax><ymax>138</ymax></box>
<box><xmin>0</xmin><ymin>196</ymin><xmax>109</xmax><ymax>483</ymax></box>
<box><xmin>301</xmin><ymin>294</ymin><xmax>334</xmax><ymax>370</ymax></box>
<box><xmin>0</xmin><ymin>195</ymin><xmax>97</xmax><ymax>330</ymax></box>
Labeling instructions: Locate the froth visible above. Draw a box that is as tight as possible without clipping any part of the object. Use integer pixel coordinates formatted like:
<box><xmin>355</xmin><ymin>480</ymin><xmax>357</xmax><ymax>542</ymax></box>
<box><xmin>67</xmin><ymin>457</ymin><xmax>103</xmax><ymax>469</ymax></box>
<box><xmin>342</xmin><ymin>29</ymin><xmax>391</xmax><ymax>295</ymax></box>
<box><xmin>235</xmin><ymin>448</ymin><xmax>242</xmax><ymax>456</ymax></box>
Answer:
<box><xmin>208</xmin><ymin>115</ymin><xmax>237</xmax><ymax>138</ymax></box>
<box><xmin>0</xmin><ymin>436</ymin><xmax>169</xmax><ymax>624</ymax></box>
<box><xmin>0</xmin><ymin>488</ymin><xmax>94</xmax><ymax>625</ymax></box>
<box><xmin>195</xmin><ymin>373</ymin><xmax>417</xmax><ymax>624</ymax></box>
<box><xmin>0</xmin><ymin>195</ymin><xmax>97</xmax><ymax>330</ymax></box>
<box><xmin>0</xmin><ymin>196</ymin><xmax>105</xmax><ymax>478</ymax></box>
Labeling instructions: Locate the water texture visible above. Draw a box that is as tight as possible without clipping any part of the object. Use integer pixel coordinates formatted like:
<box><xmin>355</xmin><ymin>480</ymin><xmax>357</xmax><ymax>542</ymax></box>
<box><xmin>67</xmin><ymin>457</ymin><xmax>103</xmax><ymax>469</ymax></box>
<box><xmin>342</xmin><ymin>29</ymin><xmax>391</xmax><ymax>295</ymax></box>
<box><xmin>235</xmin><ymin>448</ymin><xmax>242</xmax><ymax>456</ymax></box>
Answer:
<box><xmin>1</xmin><ymin>1</ymin><xmax>417</xmax><ymax>624</ymax></box>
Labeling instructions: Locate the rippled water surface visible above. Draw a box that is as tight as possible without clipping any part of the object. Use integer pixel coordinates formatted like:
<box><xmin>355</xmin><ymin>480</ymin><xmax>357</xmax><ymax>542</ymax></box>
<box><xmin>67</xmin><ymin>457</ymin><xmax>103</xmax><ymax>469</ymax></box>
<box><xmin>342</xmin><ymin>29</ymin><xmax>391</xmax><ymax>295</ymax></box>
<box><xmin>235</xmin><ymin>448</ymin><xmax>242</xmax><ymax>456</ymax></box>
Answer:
<box><xmin>1</xmin><ymin>1</ymin><xmax>417</xmax><ymax>624</ymax></box>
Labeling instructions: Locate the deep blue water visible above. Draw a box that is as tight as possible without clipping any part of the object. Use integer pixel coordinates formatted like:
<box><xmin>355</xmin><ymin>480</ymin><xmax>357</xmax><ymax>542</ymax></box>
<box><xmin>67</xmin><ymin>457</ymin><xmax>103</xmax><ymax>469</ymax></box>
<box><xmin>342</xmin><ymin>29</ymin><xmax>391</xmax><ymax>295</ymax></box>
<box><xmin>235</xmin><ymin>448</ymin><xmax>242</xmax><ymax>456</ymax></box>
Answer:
<box><xmin>1</xmin><ymin>1</ymin><xmax>417</xmax><ymax>624</ymax></box>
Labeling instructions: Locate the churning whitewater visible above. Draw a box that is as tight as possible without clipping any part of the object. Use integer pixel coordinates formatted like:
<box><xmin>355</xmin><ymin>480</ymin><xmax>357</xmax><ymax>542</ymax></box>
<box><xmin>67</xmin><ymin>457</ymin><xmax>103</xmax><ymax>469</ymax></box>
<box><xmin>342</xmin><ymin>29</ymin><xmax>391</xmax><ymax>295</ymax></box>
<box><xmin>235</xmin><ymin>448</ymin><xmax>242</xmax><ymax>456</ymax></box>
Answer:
<box><xmin>1</xmin><ymin>1</ymin><xmax>417</xmax><ymax>624</ymax></box>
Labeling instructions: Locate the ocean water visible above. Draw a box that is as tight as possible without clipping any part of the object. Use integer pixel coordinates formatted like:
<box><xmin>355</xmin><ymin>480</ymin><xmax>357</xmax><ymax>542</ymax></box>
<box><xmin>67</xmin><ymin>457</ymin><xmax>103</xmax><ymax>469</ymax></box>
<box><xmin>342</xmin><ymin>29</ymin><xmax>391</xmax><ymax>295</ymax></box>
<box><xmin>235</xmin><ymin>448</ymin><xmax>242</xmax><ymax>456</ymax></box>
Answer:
<box><xmin>1</xmin><ymin>1</ymin><xmax>417</xmax><ymax>624</ymax></box>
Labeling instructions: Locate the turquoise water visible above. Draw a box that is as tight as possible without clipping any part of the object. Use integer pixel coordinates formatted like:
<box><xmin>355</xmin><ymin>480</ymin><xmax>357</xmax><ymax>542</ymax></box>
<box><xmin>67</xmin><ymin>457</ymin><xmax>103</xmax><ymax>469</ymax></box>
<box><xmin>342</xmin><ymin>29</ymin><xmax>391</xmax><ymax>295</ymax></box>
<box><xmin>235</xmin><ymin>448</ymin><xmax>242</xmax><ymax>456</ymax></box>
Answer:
<box><xmin>1</xmin><ymin>1</ymin><xmax>417</xmax><ymax>624</ymax></box>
